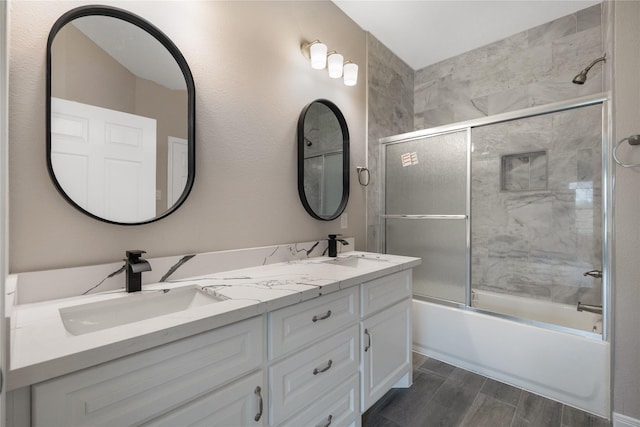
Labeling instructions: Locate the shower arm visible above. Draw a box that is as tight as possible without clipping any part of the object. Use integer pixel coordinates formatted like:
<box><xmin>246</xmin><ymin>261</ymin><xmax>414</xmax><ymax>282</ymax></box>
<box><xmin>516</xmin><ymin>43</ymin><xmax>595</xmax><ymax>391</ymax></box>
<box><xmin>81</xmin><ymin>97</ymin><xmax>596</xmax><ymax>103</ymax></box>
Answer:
<box><xmin>582</xmin><ymin>55</ymin><xmax>606</xmax><ymax>74</ymax></box>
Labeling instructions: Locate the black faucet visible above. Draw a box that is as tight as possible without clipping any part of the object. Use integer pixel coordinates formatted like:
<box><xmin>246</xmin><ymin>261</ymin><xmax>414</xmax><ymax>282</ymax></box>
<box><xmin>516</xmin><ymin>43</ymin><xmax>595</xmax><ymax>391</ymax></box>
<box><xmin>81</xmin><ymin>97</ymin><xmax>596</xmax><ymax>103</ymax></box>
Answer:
<box><xmin>125</xmin><ymin>250</ymin><xmax>152</xmax><ymax>293</ymax></box>
<box><xmin>327</xmin><ymin>234</ymin><xmax>349</xmax><ymax>257</ymax></box>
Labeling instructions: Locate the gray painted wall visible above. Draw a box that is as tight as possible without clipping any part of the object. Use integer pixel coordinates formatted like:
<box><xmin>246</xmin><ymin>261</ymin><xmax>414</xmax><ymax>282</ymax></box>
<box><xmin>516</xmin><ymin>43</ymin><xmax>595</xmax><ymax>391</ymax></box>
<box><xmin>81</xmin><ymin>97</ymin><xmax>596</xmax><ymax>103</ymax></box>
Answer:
<box><xmin>8</xmin><ymin>1</ymin><xmax>367</xmax><ymax>272</ymax></box>
<box><xmin>612</xmin><ymin>1</ymin><xmax>640</xmax><ymax>420</ymax></box>
<box><xmin>1</xmin><ymin>0</ymin><xmax>9</xmax><ymax>415</ymax></box>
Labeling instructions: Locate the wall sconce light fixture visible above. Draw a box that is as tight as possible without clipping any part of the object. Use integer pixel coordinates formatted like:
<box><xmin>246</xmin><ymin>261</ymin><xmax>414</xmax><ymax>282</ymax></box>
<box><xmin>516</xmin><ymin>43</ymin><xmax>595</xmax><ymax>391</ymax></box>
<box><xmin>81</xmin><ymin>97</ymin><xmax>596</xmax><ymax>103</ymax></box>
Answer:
<box><xmin>302</xmin><ymin>40</ymin><xmax>328</xmax><ymax>69</ymax></box>
<box><xmin>309</xmin><ymin>41</ymin><xmax>327</xmax><ymax>70</ymax></box>
<box><xmin>301</xmin><ymin>39</ymin><xmax>358</xmax><ymax>86</ymax></box>
<box><xmin>343</xmin><ymin>61</ymin><xmax>358</xmax><ymax>86</ymax></box>
<box><xmin>327</xmin><ymin>51</ymin><xmax>344</xmax><ymax>78</ymax></box>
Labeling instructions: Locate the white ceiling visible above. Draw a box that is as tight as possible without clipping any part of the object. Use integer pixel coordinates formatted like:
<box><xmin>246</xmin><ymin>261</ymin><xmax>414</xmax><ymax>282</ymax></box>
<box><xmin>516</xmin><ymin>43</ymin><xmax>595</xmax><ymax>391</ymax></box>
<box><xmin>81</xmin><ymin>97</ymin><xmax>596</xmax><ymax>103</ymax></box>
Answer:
<box><xmin>333</xmin><ymin>0</ymin><xmax>600</xmax><ymax>70</ymax></box>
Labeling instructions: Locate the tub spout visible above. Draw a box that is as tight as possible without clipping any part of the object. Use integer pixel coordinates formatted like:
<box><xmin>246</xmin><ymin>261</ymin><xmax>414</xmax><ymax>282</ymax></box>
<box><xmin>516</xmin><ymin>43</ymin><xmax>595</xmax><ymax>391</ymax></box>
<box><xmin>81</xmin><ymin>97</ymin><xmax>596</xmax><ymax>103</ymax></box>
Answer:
<box><xmin>577</xmin><ymin>301</ymin><xmax>602</xmax><ymax>315</ymax></box>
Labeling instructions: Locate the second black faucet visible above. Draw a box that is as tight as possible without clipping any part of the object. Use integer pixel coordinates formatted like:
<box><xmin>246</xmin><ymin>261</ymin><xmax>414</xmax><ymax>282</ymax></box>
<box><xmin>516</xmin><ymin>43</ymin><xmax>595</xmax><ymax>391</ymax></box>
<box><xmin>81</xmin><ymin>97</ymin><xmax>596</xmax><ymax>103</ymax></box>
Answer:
<box><xmin>125</xmin><ymin>250</ymin><xmax>152</xmax><ymax>292</ymax></box>
<box><xmin>327</xmin><ymin>234</ymin><xmax>349</xmax><ymax>257</ymax></box>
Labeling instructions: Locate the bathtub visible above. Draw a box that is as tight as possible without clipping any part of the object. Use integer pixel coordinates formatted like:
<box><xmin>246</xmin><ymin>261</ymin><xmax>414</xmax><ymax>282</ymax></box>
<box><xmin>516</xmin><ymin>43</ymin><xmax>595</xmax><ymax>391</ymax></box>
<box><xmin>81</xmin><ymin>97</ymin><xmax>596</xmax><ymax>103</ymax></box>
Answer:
<box><xmin>412</xmin><ymin>296</ymin><xmax>610</xmax><ymax>418</ymax></box>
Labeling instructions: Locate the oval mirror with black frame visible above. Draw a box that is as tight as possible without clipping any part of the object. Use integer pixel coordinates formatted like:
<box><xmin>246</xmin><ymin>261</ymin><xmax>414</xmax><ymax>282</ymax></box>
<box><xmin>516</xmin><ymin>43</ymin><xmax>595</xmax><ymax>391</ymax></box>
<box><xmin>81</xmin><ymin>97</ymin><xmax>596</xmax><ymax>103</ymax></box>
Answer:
<box><xmin>46</xmin><ymin>5</ymin><xmax>195</xmax><ymax>225</ymax></box>
<box><xmin>297</xmin><ymin>99</ymin><xmax>349</xmax><ymax>221</ymax></box>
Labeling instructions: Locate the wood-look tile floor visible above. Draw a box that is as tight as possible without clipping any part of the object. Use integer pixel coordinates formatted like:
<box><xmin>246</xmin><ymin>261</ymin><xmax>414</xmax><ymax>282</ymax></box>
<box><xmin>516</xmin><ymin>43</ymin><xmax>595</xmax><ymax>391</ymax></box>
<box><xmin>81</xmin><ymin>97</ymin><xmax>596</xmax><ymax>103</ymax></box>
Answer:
<box><xmin>362</xmin><ymin>353</ymin><xmax>610</xmax><ymax>427</ymax></box>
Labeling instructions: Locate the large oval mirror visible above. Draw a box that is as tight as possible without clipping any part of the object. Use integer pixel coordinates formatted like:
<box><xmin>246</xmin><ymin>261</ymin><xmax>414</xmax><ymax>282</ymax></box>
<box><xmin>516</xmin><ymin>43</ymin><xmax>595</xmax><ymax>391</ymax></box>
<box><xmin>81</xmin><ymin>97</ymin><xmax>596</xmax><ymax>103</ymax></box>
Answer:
<box><xmin>46</xmin><ymin>6</ymin><xmax>195</xmax><ymax>225</ymax></box>
<box><xmin>297</xmin><ymin>99</ymin><xmax>349</xmax><ymax>220</ymax></box>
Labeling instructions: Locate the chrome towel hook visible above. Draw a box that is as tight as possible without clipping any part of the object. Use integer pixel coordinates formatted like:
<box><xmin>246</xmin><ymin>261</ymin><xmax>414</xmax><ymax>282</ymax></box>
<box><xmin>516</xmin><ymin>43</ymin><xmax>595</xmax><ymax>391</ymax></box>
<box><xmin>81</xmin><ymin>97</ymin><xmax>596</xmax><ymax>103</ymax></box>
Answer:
<box><xmin>613</xmin><ymin>135</ymin><xmax>640</xmax><ymax>168</ymax></box>
<box><xmin>357</xmin><ymin>166</ymin><xmax>370</xmax><ymax>186</ymax></box>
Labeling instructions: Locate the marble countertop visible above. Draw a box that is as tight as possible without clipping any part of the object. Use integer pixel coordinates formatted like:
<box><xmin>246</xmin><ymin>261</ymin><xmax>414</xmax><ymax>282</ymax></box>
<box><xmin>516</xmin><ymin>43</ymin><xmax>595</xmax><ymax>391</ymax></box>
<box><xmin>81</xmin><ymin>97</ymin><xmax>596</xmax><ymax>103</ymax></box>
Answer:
<box><xmin>7</xmin><ymin>251</ymin><xmax>420</xmax><ymax>390</ymax></box>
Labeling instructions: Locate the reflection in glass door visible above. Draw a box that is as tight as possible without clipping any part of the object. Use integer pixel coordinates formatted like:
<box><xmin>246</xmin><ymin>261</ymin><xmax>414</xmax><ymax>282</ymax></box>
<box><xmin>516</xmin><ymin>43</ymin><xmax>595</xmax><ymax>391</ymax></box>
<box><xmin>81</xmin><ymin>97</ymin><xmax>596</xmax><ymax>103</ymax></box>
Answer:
<box><xmin>383</xmin><ymin>130</ymin><xmax>469</xmax><ymax>303</ymax></box>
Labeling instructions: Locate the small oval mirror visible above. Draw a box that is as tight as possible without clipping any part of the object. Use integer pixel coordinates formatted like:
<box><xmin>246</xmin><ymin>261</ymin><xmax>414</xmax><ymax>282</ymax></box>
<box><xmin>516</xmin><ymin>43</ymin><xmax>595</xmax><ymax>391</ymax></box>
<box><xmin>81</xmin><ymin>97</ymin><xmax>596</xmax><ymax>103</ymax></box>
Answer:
<box><xmin>297</xmin><ymin>99</ymin><xmax>349</xmax><ymax>220</ymax></box>
<box><xmin>47</xmin><ymin>6</ymin><xmax>195</xmax><ymax>225</ymax></box>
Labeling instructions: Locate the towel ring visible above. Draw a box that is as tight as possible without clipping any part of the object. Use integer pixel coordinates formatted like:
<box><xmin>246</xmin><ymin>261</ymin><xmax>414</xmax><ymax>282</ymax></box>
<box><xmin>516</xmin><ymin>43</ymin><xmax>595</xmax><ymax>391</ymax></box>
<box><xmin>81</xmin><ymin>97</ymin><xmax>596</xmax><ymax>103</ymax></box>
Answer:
<box><xmin>613</xmin><ymin>135</ymin><xmax>640</xmax><ymax>168</ymax></box>
<box><xmin>357</xmin><ymin>167</ymin><xmax>370</xmax><ymax>186</ymax></box>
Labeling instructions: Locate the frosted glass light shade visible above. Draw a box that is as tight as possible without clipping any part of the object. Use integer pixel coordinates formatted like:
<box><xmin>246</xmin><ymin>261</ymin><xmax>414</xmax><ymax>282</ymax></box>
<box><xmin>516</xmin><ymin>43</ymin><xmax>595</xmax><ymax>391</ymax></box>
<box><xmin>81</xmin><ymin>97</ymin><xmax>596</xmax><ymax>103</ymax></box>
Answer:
<box><xmin>343</xmin><ymin>62</ymin><xmax>358</xmax><ymax>86</ymax></box>
<box><xmin>328</xmin><ymin>52</ymin><xmax>344</xmax><ymax>78</ymax></box>
<box><xmin>310</xmin><ymin>42</ymin><xmax>327</xmax><ymax>70</ymax></box>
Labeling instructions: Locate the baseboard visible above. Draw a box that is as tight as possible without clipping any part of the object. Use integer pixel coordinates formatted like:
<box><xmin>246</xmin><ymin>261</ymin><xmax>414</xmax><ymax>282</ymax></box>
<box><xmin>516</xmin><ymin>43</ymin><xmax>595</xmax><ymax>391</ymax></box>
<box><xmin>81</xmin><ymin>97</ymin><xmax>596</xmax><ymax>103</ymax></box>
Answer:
<box><xmin>614</xmin><ymin>412</ymin><xmax>640</xmax><ymax>427</ymax></box>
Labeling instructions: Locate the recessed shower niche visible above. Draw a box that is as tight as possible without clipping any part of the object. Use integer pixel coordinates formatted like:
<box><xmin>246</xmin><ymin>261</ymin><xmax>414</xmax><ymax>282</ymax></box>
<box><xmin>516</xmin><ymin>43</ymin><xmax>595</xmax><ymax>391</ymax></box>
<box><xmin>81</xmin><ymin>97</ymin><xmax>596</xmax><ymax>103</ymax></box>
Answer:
<box><xmin>501</xmin><ymin>151</ymin><xmax>548</xmax><ymax>192</ymax></box>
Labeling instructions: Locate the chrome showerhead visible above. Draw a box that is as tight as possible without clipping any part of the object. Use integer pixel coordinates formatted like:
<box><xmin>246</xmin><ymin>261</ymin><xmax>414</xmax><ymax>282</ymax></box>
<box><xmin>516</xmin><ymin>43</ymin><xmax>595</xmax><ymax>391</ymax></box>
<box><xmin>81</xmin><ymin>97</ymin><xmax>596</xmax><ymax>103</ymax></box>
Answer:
<box><xmin>572</xmin><ymin>54</ymin><xmax>606</xmax><ymax>85</ymax></box>
<box><xmin>572</xmin><ymin>70</ymin><xmax>589</xmax><ymax>85</ymax></box>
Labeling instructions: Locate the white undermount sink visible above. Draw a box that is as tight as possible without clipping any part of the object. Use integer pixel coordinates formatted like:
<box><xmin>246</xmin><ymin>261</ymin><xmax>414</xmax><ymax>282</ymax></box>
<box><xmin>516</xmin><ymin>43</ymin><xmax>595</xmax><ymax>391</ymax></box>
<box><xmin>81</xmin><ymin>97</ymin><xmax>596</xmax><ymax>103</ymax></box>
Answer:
<box><xmin>321</xmin><ymin>255</ymin><xmax>385</xmax><ymax>268</ymax></box>
<box><xmin>59</xmin><ymin>285</ymin><xmax>225</xmax><ymax>336</ymax></box>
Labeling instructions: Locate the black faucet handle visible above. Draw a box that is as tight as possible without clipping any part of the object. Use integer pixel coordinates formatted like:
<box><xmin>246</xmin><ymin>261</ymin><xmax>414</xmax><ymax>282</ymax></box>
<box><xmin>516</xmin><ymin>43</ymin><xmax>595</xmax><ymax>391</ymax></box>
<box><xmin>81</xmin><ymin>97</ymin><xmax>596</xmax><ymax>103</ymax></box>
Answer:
<box><xmin>126</xmin><ymin>250</ymin><xmax>147</xmax><ymax>260</ymax></box>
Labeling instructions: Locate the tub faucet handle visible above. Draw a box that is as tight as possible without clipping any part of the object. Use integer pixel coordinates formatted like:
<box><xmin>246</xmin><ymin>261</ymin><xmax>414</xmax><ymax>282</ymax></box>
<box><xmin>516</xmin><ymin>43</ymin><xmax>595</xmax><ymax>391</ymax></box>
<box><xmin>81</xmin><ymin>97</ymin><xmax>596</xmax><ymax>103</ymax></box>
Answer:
<box><xmin>583</xmin><ymin>269</ymin><xmax>602</xmax><ymax>279</ymax></box>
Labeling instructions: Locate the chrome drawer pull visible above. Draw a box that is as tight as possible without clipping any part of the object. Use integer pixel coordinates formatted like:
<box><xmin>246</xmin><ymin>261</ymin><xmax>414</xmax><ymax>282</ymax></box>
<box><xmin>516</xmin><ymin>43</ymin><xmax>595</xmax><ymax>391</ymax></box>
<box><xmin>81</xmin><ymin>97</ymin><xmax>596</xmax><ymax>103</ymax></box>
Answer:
<box><xmin>312</xmin><ymin>310</ymin><xmax>332</xmax><ymax>322</ymax></box>
<box><xmin>254</xmin><ymin>386</ymin><xmax>263</xmax><ymax>422</ymax></box>
<box><xmin>313</xmin><ymin>359</ymin><xmax>333</xmax><ymax>375</ymax></box>
<box><xmin>364</xmin><ymin>328</ymin><xmax>371</xmax><ymax>352</ymax></box>
<box><xmin>316</xmin><ymin>414</ymin><xmax>333</xmax><ymax>427</ymax></box>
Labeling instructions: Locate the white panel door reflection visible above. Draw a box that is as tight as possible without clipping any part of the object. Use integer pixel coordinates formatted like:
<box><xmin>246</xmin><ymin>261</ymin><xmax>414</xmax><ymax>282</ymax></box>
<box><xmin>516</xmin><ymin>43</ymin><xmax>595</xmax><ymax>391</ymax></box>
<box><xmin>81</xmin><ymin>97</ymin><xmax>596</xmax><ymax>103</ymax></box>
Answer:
<box><xmin>167</xmin><ymin>136</ymin><xmax>188</xmax><ymax>209</ymax></box>
<box><xmin>51</xmin><ymin>97</ymin><xmax>156</xmax><ymax>222</ymax></box>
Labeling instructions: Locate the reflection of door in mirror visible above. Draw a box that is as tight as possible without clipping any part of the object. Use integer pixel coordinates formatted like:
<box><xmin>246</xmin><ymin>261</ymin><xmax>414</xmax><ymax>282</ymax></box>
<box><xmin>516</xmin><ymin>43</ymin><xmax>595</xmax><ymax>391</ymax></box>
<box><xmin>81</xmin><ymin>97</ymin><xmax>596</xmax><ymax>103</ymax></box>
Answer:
<box><xmin>51</xmin><ymin>98</ymin><xmax>157</xmax><ymax>222</ymax></box>
<box><xmin>303</xmin><ymin>103</ymin><xmax>343</xmax><ymax>216</ymax></box>
<box><xmin>167</xmin><ymin>137</ymin><xmax>188</xmax><ymax>209</ymax></box>
<box><xmin>49</xmin><ymin>12</ymin><xmax>190</xmax><ymax>223</ymax></box>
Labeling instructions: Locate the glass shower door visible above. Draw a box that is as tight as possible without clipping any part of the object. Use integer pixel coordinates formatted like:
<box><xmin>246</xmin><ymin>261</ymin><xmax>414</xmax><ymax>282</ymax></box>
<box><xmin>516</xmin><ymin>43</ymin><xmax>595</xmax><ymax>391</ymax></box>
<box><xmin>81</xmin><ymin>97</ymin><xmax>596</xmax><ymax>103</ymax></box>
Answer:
<box><xmin>384</xmin><ymin>130</ymin><xmax>469</xmax><ymax>303</ymax></box>
<box><xmin>470</xmin><ymin>103</ymin><xmax>604</xmax><ymax>331</ymax></box>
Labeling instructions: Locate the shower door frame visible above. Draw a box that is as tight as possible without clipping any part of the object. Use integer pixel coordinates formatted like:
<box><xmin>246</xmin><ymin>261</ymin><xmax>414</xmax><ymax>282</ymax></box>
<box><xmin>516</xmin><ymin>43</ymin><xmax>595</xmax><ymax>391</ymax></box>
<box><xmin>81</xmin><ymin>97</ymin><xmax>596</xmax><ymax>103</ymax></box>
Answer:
<box><xmin>379</xmin><ymin>92</ymin><xmax>611</xmax><ymax>341</ymax></box>
<box><xmin>380</xmin><ymin>128</ymin><xmax>472</xmax><ymax>305</ymax></box>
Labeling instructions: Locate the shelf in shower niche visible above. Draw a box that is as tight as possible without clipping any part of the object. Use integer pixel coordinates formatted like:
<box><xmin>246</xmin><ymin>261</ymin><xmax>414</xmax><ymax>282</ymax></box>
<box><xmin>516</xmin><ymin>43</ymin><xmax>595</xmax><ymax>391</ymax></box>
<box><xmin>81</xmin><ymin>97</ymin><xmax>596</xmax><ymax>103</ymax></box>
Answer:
<box><xmin>501</xmin><ymin>151</ymin><xmax>547</xmax><ymax>192</ymax></box>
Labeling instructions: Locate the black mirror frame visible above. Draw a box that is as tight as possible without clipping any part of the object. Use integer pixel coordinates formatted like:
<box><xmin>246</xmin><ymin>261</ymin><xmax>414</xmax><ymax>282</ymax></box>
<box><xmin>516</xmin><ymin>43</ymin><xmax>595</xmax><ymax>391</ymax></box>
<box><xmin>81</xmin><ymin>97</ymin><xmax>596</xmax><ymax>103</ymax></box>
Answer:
<box><xmin>297</xmin><ymin>99</ymin><xmax>350</xmax><ymax>221</ymax></box>
<box><xmin>46</xmin><ymin>5</ymin><xmax>196</xmax><ymax>226</ymax></box>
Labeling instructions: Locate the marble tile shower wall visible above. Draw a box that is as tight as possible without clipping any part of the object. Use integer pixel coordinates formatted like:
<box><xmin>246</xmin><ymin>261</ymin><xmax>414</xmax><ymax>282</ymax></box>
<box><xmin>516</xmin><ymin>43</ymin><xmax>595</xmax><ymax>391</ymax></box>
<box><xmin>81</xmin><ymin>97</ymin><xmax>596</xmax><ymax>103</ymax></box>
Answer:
<box><xmin>367</xmin><ymin>34</ymin><xmax>414</xmax><ymax>253</ymax></box>
<box><xmin>413</xmin><ymin>4</ymin><xmax>604</xmax><ymax>130</ymax></box>
<box><xmin>471</xmin><ymin>104</ymin><xmax>603</xmax><ymax>305</ymax></box>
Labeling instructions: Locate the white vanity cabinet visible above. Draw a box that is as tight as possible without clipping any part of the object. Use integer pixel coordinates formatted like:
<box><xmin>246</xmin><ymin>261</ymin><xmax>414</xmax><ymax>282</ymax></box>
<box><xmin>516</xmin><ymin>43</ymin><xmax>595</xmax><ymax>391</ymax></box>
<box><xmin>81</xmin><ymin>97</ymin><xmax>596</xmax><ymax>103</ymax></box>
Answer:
<box><xmin>31</xmin><ymin>316</ymin><xmax>265</xmax><ymax>427</ymax></box>
<box><xmin>360</xmin><ymin>270</ymin><xmax>413</xmax><ymax>411</ymax></box>
<box><xmin>10</xmin><ymin>258</ymin><xmax>418</xmax><ymax>427</ymax></box>
<box><xmin>268</xmin><ymin>287</ymin><xmax>361</xmax><ymax>427</ymax></box>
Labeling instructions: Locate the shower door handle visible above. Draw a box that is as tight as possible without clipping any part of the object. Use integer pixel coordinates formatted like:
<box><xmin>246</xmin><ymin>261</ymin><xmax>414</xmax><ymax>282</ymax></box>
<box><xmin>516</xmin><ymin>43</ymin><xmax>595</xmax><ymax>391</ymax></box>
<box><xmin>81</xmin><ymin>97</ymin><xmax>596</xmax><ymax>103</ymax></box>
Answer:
<box><xmin>584</xmin><ymin>270</ymin><xmax>602</xmax><ymax>279</ymax></box>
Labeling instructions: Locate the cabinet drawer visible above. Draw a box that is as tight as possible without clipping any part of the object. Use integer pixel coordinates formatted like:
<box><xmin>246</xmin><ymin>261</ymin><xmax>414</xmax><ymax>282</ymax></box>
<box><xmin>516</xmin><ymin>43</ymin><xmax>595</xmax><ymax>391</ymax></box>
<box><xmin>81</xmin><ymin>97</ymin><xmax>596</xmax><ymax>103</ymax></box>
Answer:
<box><xmin>361</xmin><ymin>270</ymin><xmax>411</xmax><ymax>318</ymax></box>
<box><xmin>142</xmin><ymin>370</ymin><xmax>265</xmax><ymax>427</ymax></box>
<box><xmin>279</xmin><ymin>374</ymin><xmax>360</xmax><ymax>427</ymax></box>
<box><xmin>32</xmin><ymin>316</ymin><xmax>264</xmax><ymax>427</ymax></box>
<box><xmin>268</xmin><ymin>287</ymin><xmax>359</xmax><ymax>359</ymax></box>
<box><xmin>269</xmin><ymin>324</ymin><xmax>359</xmax><ymax>426</ymax></box>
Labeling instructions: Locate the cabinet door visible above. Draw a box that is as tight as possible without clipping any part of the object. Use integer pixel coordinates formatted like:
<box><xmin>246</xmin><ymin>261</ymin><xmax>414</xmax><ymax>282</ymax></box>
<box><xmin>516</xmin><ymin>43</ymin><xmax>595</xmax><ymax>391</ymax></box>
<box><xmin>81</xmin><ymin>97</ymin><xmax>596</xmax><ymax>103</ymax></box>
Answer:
<box><xmin>361</xmin><ymin>299</ymin><xmax>411</xmax><ymax>411</ymax></box>
<box><xmin>142</xmin><ymin>371</ymin><xmax>265</xmax><ymax>427</ymax></box>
